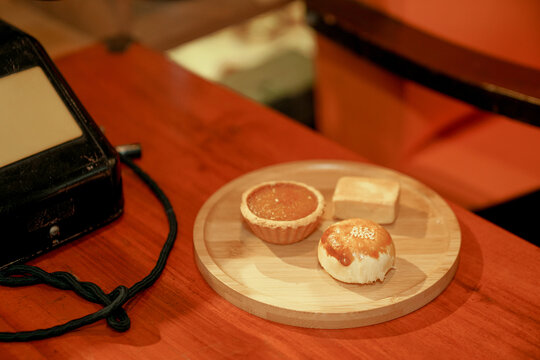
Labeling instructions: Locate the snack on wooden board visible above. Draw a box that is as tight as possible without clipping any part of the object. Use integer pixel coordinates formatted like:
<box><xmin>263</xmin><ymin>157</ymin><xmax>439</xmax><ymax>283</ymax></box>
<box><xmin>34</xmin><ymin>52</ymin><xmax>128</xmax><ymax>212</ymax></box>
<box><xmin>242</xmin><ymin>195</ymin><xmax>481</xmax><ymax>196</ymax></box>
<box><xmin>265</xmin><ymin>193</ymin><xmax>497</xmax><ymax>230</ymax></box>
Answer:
<box><xmin>332</xmin><ymin>176</ymin><xmax>400</xmax><ymax>224</ymax></box>
<box><xmin>318</xmin><ymin>218</ymin><xmax>395</xmax><ymax>284</ymax></box>
<box><xmin>240</xmin><ymin>181</ymin><xmax>325</xmax><ymax>244</ymax></box>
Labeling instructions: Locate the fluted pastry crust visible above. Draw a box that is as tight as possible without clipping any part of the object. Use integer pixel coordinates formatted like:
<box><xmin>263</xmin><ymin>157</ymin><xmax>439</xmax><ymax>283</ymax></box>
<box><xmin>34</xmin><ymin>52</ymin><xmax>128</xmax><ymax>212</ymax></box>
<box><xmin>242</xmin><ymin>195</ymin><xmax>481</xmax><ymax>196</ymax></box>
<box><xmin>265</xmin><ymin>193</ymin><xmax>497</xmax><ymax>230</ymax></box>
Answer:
<box><xmin>240</xmin><ymin>181</ymin><xmax>325</xmax><ymax>244</ymax></box>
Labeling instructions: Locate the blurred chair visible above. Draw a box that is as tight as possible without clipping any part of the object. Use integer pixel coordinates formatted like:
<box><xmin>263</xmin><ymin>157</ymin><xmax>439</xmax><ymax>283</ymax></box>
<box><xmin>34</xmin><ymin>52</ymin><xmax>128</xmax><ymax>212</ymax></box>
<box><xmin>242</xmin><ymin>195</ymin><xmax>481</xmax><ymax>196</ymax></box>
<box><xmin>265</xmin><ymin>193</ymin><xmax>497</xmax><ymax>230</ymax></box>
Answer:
<box><xmin>306</xmin><ymin>0</ymin><xmax>540</xmax><ymax>240</ymax></box>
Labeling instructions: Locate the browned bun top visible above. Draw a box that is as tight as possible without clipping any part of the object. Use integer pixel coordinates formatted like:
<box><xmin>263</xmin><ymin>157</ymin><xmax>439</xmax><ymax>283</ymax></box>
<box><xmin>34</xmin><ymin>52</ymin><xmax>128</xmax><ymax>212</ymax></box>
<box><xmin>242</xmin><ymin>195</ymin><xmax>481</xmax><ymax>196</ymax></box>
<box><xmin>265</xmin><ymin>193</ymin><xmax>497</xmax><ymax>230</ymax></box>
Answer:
<box><xmin>320</xmin><ymin>218</ymin><xmax>393</xmax><ymax>266</ymax></box>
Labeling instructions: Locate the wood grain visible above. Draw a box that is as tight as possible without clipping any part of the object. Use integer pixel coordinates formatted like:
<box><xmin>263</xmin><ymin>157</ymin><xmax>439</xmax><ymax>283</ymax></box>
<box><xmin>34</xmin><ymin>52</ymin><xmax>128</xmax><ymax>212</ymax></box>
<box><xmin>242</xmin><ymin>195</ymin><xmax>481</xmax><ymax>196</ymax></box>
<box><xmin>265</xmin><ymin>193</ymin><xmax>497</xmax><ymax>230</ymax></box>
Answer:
<box><xmin>194</xmin><ymin>160</ymin><xmax>460</xmax><ymax>328</ymax></box>
<box><xmin>0</xmin><ymin>44</ymin><xmax>538</xmax><ymax>359</ymax></box>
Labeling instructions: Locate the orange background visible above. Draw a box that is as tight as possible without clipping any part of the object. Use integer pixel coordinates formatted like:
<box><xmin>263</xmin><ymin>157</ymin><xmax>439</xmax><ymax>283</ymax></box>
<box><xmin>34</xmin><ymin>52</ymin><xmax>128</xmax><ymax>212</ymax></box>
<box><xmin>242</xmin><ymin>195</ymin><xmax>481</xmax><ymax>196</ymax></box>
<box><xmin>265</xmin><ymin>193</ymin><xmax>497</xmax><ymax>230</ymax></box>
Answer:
<box><xmin>314</xmin><ymin>0</ymin><xmax>540</xmax><ymax>210</ymax></box>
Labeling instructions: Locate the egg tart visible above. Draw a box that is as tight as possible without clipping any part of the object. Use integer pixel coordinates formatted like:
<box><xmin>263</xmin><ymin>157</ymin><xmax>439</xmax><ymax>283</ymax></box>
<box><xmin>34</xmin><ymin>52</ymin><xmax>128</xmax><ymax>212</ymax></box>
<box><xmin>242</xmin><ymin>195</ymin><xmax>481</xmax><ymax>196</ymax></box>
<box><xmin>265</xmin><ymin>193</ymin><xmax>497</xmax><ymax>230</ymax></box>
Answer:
<box><xmin>240</xmin><ymin>181</ymin><xmax>325</xmax><ymax>244</ymax></box>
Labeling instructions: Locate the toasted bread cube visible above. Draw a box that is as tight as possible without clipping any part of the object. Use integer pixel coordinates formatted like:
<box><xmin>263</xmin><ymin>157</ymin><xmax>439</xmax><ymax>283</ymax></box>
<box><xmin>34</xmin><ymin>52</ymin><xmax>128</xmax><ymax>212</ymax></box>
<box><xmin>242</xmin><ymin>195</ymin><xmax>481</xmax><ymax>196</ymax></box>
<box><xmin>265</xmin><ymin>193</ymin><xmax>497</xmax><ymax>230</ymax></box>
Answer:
<box><xmin>332</xmin><ymin>176</ymin><xmax>400</xmax><ymax>224</ymax></box>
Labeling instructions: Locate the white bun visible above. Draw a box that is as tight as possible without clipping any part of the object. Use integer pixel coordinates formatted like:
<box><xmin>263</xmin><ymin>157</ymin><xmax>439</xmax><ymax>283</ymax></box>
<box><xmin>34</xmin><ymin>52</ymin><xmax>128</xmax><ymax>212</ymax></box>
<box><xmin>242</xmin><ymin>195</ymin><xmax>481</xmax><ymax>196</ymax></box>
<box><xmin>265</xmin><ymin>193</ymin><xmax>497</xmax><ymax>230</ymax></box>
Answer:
<box><xmin>318</xmin><ymin>218</ymin><xmax>395</xmax><ymax>284</ymax></box>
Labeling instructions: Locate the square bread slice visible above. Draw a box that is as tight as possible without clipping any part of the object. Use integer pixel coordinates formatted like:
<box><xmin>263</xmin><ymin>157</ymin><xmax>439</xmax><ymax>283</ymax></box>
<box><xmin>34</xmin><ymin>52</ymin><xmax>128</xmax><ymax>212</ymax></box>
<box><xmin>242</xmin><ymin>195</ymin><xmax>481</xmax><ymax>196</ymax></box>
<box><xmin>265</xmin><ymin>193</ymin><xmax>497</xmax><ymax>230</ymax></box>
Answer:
<box><xmin>332</xmin><ymin>176</ymin><xmax>400</xmax><ymax>224</ymax></box>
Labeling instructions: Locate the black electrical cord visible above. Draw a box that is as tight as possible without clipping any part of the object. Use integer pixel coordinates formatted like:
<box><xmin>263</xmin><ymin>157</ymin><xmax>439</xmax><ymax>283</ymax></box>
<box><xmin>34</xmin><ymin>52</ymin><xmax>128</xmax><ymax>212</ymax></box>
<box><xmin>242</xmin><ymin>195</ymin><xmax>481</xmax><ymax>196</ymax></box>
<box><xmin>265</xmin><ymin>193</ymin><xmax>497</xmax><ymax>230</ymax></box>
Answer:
<box><xmin>0</xmin><ymin>152</ymin><xmax>178</xmax><ymax>342</ymax></box>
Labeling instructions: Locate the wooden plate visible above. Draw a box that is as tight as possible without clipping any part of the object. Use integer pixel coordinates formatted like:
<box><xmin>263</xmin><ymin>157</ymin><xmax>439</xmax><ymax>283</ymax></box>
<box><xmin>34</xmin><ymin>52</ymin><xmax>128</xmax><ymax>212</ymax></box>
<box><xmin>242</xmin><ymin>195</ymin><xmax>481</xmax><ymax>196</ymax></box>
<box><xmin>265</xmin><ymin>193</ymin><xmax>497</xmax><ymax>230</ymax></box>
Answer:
<box><xmin>193</xmin><ymin>160</ymin><xmax>461</xmax><ymax>328</ymax></box>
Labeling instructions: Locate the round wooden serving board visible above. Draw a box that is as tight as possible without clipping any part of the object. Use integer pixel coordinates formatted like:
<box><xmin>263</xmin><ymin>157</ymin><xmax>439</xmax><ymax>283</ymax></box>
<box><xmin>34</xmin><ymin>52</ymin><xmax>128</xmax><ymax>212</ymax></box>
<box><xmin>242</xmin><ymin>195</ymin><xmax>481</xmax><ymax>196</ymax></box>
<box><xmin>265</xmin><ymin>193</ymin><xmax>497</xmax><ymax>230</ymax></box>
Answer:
<box><xmin>193</xmin><ymin>160</ymin><xmax>461</xmax><ymax>328</ymax></box>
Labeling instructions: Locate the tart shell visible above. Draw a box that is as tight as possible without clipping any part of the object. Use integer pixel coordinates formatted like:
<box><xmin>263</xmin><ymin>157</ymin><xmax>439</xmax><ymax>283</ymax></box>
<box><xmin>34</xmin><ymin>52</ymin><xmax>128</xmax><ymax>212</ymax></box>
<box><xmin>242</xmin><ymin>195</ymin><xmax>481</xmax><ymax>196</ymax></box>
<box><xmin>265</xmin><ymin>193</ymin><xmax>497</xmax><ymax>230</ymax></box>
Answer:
<box><xmin>240</xmin><ymin>181</ymin><xmax>325</xmax><ymax>244</ymax></box>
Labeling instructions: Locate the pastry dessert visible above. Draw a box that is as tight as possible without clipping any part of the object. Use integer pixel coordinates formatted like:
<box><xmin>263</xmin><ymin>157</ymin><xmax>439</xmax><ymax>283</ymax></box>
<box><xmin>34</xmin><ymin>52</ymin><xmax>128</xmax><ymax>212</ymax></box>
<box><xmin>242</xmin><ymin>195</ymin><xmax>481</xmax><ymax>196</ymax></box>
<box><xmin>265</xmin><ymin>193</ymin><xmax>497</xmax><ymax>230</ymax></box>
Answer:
<box><xmin>318</xmin><ymin>218</ymin><xmax>395</xmax><ymax>284</ymax></box>
<box><xmin>332</xmin><ymin>176</ymin><xmax>400</xmax><ymax>224</ymax></box>
<box><xmin>240</xmin><ymin>180</ymin><xmax>325</xmax><ymax>244</ymax></box>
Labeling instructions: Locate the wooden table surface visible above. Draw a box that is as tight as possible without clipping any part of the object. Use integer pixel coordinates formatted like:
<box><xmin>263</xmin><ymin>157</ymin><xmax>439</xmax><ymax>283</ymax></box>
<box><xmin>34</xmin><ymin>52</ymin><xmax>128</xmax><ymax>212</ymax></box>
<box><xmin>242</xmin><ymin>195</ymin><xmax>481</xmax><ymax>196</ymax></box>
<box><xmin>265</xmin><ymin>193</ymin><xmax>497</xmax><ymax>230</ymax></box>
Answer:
<box><xmin>1</xmin><ymin>44</ymin><xmax>538</xmax><ymax>359</ymax></box>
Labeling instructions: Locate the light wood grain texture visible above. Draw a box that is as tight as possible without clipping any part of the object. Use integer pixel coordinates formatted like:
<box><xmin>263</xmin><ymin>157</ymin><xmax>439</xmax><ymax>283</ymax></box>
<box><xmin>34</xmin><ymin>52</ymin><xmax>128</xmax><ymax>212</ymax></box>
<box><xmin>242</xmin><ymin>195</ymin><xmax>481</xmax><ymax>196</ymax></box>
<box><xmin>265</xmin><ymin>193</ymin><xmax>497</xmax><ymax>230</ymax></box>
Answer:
<box><xmin>0</xmin><ymin>44</ymin><xmax>538</xmax><ymax>359</ymax></box>
<box><xmin>194</xmin><ymin>160</ymin><xmax>460</xmax><ymax>328</ymax></box>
